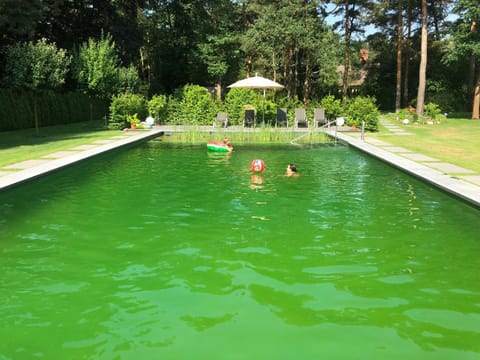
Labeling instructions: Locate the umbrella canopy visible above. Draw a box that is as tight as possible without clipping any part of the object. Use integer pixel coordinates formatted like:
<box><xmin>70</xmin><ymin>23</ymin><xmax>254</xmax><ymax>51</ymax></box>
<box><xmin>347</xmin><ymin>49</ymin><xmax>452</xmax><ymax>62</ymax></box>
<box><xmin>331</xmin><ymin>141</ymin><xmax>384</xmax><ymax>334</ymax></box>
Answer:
<box><xmin>227</xmin><ymin>75</ymin><xmax>284</xmax><ymax>90</ymax></box>
<box><xmin>228</xmin><ymin>75</ymin><xmax>284</xmax><ymax>126</ymax></box>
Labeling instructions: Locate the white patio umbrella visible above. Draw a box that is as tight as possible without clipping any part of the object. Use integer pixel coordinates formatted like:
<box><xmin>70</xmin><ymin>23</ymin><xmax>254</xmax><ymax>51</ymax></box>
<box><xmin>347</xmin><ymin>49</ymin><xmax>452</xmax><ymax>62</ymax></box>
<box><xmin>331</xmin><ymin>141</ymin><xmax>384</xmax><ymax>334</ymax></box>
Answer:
<box><xmin>228</xmin><ymin>74</ymin><xmax>284</xmax><ymax>125</ymax></box>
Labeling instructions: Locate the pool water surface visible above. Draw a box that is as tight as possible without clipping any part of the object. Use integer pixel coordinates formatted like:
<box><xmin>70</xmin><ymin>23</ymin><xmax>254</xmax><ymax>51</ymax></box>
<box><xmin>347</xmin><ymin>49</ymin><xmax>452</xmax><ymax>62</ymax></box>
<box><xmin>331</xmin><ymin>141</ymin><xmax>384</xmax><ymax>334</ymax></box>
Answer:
<box><xmin>1</xmin><ymin>141</ymin><xmax>480</xmax><ymax>359</ymax></box>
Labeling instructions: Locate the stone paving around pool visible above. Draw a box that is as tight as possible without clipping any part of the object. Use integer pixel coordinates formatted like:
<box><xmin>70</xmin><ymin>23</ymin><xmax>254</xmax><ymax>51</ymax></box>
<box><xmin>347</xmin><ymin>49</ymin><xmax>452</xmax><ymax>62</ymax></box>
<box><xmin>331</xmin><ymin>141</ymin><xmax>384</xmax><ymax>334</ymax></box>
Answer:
<box><xmin>330</xmin><ymin>119</ymin><xmax>480</xmax><ymax>207</ymax></box>
<box><xmin>374</xmin><ymin>119</ymin><xmax>480</xmax><ymax>186</ymax></box>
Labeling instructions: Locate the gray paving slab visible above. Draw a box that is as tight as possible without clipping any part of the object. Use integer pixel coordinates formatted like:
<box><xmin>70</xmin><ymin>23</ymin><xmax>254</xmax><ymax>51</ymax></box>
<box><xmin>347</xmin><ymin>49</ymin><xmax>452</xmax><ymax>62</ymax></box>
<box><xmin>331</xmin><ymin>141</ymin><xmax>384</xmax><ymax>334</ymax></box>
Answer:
<box><xmin>401</xmin><ymin>153</ymin><xmax>438</xmax><ymax>162</ymax></box>
<box><xmin>459</xmin><ymin>175</ymin><xmax>480</xmax><ymax>186</ymax></box>
<box><xmin>92</xmin><ymin>139</ymin><xmax>116</xmax><ymax>144</ymax></box>
<box><xmin>365</xmin><ymin>138</ymin><xmax>391</xmax><ymax>146</ymax></box>
<box><xmin>3</xmin><ymin>159</ymin><xmax>52</xmax><ymax>170</ymax></box>
<box><xmin>426</xmin><ymin>162</ymin><xmax>476</xmax><ymax>174</ymax></box>
<box><xmin>393</xmin><ymin>132</ymin><xmax>413</xmax><ymax>136</ymax></box>
<box><xmin>380</xmin><ymin>120</ymin><xmax>412</xmax><ymax>135</ymax></box>
<box><xmin>382</xmin><ymin>146</ymin><xmax>412</xmax><ymax>153</ymax></box>
<box><xmin>43</xmin><ymin>151</ymin><xmax>79</xmax><ymax>159</ymax></box>
<box><xmin>71</xmin><ymin>144</ymin><xmax>98</xmax><ymax>150</ymax></box>
<box><xmin>328</xmin><ymin>130</ymin><xmax>480</xmax><ymax>208</ymax></box>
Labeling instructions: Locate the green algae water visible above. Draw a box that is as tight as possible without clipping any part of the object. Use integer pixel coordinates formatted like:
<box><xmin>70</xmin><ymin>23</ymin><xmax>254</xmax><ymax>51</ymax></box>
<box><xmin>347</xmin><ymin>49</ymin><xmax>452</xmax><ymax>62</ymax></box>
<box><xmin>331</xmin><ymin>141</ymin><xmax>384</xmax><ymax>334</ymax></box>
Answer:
<box><xmin>1</xmin><ymin>140</ymin><xmax>480</xmax><ymax>359</ymax></box>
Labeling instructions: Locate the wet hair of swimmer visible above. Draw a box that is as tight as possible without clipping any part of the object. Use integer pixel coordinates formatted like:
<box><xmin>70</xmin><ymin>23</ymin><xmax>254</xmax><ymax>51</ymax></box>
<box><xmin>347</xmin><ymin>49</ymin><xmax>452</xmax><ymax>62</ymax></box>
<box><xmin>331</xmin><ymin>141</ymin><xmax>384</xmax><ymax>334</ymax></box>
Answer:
<box><xmin>289</xmin><ymin>163</ymin><xmax>297</xmax><ymax>172</ymax></box>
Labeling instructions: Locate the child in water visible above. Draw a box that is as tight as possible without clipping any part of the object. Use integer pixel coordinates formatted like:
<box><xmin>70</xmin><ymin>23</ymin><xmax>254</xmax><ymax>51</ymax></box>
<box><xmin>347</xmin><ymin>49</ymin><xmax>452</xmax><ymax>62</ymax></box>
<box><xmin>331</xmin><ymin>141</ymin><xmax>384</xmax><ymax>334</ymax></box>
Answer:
<box><xmin>223</xmin><ymin>138</ymin><xmax>233</xmax><ymax>151</ymax></box>
<box><xmin>285</xmin><ymin>163</ymin><xmax>300</xmax><ymax>177</ymax></box>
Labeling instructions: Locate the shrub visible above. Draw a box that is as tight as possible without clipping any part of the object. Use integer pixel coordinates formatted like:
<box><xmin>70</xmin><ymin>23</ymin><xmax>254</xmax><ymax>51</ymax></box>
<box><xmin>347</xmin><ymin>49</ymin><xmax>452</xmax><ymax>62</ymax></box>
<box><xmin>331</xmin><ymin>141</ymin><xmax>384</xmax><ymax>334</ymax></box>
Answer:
<box><xmin>424</xmin><ymin>102</ymin><xmax>441</xmax><ymax>120</ymax></box>
<box><xmin>117</xmin><ymin>64</ymin><xmax>141</xmax><ymax>94</ymax></box>
<box><xmin>320</xmin><ymin>95</ymin><xmax>343</xmax><ymax>121</ymax></box>
<box><xmin>108</xmin><ymin>93</ymin><xmax>146</xmax><ymax>129</ymax></box>
<box><xmin>224</xmin><ymin>88</ymin><xmax>259</xmax><ymax>125</ymax></box>
<box><xmin>343</xmin><ymin>96</ymin><xmax>379</xmax><ymax>131</ymax></box>
<box><xmin>147</xmin><ymin>94</ymin><xmax>168</xmax><ymax>124</ymax></box>
<box><xmin>166</xmin><ymin>84</ymin><xmax>218</xmax><ymax>125</ymax></box>
<box><xmin>126</xmin><ymin>113</ymin><xmax>141</xmax><ymax>125</ymax></box>
<box><xmin>4</xmin><ymin>38</ymin><xmax>71</xmax><ymax>91</ymax></box>
<box><xmin>395</xmin><ymin>109</ymin><xmax>409</xmax><ymax>121</ymax></box>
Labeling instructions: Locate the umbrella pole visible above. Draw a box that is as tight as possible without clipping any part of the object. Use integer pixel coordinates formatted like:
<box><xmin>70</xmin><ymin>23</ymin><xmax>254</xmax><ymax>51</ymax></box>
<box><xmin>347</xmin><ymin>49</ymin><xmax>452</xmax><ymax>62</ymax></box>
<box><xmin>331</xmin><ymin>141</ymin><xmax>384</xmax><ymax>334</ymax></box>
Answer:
<box><xmin>262</xmin><ymin>89</ymin><xmax>266</xmax><ymax>126</ymax></box>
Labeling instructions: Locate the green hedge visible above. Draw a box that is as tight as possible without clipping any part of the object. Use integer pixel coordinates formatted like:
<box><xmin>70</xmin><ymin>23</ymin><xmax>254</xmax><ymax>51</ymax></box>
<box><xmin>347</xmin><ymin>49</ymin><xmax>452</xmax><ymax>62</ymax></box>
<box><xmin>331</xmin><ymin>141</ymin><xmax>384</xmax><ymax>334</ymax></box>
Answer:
<box><xmin>0</xmin><ymin>89</ymin><xmax>109</xmax><ymax>131</ymax></box>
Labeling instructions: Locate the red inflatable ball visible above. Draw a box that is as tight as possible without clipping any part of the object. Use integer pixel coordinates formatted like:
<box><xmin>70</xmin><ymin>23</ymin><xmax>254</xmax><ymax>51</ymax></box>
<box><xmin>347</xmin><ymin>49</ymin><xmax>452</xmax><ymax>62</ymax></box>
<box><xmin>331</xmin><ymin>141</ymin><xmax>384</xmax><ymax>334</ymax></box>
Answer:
<box><xmin>250</xmin><ymin>159</ymin><xmax>266</xmax><ymax>173</ymax></box>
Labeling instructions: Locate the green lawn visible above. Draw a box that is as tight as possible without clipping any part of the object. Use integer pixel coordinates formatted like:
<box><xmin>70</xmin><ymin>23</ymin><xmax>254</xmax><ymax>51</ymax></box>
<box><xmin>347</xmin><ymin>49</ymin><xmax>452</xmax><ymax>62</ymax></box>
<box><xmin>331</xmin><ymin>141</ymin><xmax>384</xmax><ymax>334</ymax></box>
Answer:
<box><xmin>0</xmin><ymin>122</ymin><xmax>118</xmax><ymax>168</ymax></box>
<box><xmin>368</xmin><ymin>117</ymin><xmax>480</xmax><ymax>173</ymax></box>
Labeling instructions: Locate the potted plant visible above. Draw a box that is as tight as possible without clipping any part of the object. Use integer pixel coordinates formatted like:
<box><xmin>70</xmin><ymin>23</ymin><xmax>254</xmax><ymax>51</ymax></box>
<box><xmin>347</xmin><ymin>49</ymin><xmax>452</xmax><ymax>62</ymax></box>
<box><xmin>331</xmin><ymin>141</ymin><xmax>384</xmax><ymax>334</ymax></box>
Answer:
<box><xmin>126</xmin><ymin>113</ymin><xmax>140</xmax><ymax>129</ymax></box>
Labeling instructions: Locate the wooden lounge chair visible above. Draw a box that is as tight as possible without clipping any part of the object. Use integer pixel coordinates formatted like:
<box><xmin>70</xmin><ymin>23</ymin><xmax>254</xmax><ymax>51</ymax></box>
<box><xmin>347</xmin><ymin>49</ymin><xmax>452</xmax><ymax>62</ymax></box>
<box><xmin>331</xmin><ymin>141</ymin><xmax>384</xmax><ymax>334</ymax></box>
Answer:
<box><xmin>275</xmin><ymin>108</ymin><xmax>288</xmax><ymax>127</ymax></box>
<box><xmin>213</xmin><ymin>112</ymin><xmax>228</xmax><ymax>128</ymax></box>
<box><xmin>294</xmin><ymin>108</ymin><xmax>308</xmax><ymax>128</ymax></box>
<box><xmin>313</xmin><ymin>108</ymin><xmax>326</xmax><ymax>127</ymax></box>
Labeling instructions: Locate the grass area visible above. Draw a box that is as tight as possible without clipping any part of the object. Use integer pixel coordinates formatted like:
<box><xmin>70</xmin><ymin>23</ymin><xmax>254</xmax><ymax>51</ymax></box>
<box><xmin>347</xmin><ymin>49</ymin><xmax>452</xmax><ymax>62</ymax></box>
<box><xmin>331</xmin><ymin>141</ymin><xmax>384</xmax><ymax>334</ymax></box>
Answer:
<box><xmin>369</xmin><ymin>116</ymin><xmax>480</xmax><ymax>173</ymax></box>
<box><xmin>0</xmin><ymin>121</ymin><xmax>119</xmax><ymax>168</ymax></box>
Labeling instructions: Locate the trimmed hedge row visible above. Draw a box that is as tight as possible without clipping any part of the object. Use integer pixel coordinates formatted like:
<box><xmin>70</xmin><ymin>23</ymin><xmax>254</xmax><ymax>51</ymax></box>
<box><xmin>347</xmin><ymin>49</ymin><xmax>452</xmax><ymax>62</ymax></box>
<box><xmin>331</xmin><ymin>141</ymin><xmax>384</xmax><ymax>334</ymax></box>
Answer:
<box><xmin>0</xmin><ymin>89</ymin><xmax>109</xmax><ymax>131</ymax></box>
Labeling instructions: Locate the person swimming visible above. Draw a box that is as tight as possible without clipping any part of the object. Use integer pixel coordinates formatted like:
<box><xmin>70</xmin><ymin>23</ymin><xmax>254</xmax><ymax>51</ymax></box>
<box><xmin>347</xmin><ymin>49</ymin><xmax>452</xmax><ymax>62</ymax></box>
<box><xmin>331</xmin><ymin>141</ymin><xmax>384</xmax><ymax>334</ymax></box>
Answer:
<box><xmin>223</xmin><ymin>138</ymin><xmax>233</xmax><ymax>151</ymax></box>
<box><xmin>285</xmin><ymin>163</ymin><xmax>300</xmax><ymax>177</ymax></box>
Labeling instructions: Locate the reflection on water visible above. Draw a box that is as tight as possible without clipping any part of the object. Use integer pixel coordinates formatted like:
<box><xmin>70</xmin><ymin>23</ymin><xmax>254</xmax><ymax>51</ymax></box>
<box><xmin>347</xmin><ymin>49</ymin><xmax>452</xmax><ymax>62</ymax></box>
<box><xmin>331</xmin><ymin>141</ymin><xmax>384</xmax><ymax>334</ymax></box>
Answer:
<box><xmin>1</xmin><ymin>142</ymin><xmax>480</xmax><ymax>359</ymax></box>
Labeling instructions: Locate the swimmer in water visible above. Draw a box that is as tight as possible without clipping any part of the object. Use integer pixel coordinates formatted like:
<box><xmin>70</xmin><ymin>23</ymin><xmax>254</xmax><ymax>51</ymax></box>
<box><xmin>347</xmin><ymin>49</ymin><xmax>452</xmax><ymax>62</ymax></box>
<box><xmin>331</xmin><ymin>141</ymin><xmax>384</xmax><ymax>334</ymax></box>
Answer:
<box><xmin>285</xmin><ymin>163</ymin><xmax>300</xmax><ymax>177</ymax></box>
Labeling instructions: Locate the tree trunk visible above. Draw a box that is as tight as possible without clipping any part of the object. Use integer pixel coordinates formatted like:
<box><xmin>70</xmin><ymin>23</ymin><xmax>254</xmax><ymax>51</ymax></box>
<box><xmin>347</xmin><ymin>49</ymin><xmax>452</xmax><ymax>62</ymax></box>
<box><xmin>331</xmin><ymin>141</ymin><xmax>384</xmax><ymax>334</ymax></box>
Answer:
<box><xmin>90</xmin><ymin>98</ymin><xmax>93</xmax><ymax>122</ymax></box>
<box><xmin>395</xmin><ymin>0</ymin><xmax>403</xmax><ymax>112</ymax></box>
<box><xmin>473</xmin><ymin>66</ymin><xmax>480</xmax><ymax>120</ymax></box>
<box><xmin>467</xmin><ymin>55</ymin><xmax>475</xmax><ymax>110</ymax></box>
<box><xmin>34</xmin><ymin>97</ymin><xmax>39</xmax><ymax>135</ymax></box>
<box><xmin>285</xmin><ymin>47</ymin><xmax>294</xmax><ymax>100</ymax></box>
<box><xmin>272</xmin><ymin>52</ymin><xmax>277</xmax><ymax>81</ymax></box>
<box><xmin>342</xmin><ymin>0</ymin><xmax>350</xmax><ymax>98</ymax></box>
<box><xmin>303</xmin><ymin>60</ymin><xmax>311</xmax><ymax>105</ymax></box>
<box><xmin>416</xmin><ymin>0</ymin><xmax>428</xmax><ymax>116</ymax></box>
<box><xmin>403</xmin><ymin>2</ymin><xmax>412</xmax><ymax>108</ymax></box>
<box><xmin>469</xmin><ymin>20</ymin><xmax>477</xmax><ymax>117</ymax></box>
<box><xmin>246</xmin><ymin>55</ymin><xmax>252</xmax><ymax>78</ymax></box>
<box><xmin>215</xmin><ymin>83</ymin><xmax>222</xmax><ymax>102</ymax></box>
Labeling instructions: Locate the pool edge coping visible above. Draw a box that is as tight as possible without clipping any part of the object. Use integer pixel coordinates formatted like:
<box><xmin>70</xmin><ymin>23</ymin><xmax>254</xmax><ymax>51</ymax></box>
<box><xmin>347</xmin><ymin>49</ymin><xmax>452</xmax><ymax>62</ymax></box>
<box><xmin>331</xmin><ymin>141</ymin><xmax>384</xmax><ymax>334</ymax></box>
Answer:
<box><xmin>328</xmin><ymin>130</ymin><xmax>480</xmax><ymax>208</ymax></box>
<box><xmin>0</xmin><ymin>128</ymin><xmax>163</xmax><ymax>192</ymax></box>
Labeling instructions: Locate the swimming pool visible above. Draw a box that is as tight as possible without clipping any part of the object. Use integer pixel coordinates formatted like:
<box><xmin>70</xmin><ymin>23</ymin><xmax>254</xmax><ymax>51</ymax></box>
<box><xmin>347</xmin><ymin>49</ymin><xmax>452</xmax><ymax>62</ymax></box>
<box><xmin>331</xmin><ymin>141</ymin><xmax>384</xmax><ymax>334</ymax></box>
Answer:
<box><xmin>1</xmin><ymin>141</ymin><xmax>479</xmax><ymax>359</ymax></box>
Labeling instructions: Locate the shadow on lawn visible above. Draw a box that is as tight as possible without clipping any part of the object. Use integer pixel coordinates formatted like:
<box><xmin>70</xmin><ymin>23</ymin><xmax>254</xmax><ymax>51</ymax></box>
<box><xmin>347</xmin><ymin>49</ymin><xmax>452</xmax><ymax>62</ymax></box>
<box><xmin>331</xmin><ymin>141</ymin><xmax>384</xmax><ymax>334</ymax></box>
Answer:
<box><xmin>0</xmin><ymin>121</ymin><xmax>109</xmax><ymax>150</ymax></box>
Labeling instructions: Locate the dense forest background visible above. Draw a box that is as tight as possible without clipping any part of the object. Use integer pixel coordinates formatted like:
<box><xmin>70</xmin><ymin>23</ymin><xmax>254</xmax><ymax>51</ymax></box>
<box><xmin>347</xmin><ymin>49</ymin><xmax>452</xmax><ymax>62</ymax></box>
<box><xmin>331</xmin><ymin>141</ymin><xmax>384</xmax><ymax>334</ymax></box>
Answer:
<box><xmin>0</xmin><ymin>0</ymin><xmax>479</xmax><ymax>121</ymax></box>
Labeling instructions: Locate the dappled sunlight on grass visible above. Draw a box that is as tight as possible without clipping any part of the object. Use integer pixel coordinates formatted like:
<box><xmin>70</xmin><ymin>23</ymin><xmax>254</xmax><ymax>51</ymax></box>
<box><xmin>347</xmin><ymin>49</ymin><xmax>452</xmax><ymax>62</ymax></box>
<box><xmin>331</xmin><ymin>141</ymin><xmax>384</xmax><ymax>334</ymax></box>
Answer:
<box><xmin>370</xmin><ymin>116</ymin><xmax>480</xmax><ymax>173</ymax></box>
<box><xmin>0</xmin><ymin>121</ymin><xmax>118</xmax><ymax>167</ymax></box>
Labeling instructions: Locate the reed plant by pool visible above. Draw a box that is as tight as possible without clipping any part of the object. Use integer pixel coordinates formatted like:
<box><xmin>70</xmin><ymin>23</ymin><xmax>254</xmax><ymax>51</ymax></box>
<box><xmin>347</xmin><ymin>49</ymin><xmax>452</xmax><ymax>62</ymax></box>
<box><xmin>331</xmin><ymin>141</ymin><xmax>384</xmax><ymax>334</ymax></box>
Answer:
<box><xmin>159</xmin><ymin>125</ymin><xmax>331</xmax><ymax>145</ymax></box>
<box><xmin>1</xmin><ymin>140</ymin><xmax>479</xmax><ymax>359</ymax></box>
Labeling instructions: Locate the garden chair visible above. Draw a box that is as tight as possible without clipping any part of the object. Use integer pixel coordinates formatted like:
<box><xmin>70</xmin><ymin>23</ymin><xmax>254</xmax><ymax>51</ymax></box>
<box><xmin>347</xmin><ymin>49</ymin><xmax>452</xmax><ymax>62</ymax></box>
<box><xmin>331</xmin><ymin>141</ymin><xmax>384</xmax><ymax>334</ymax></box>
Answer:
<box><xmin>294</xmin><ymin>108</ymin><xmax>308</xmax><ymax>128</ymax></box>
<box><xmin>275</xmin><ymin>108</ymin><xmax>288</xmax><ymax>127</ymax></box>
<box><xmin>243</xmin><ymin>109</ymin><xmax>256</xmax><ymax>127</ymax></box>
<box><xmin>313</xmin><ymin>108</ymin><xmax>326</xmax><ymax>127</ymax></box>
<box><xmin>213</xmin><ymin>112</ymin><xmax>228</xmax><ymax>128</ymax></box>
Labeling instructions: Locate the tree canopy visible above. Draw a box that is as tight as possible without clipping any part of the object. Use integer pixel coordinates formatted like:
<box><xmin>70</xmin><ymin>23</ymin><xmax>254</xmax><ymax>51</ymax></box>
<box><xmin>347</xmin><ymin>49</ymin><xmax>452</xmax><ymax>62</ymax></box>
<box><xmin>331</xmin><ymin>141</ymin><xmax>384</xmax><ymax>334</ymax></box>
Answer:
<box><xmin>0</xmin><ymin>0</ymin><xmax>478</xmax><ymax>117</ymax></box>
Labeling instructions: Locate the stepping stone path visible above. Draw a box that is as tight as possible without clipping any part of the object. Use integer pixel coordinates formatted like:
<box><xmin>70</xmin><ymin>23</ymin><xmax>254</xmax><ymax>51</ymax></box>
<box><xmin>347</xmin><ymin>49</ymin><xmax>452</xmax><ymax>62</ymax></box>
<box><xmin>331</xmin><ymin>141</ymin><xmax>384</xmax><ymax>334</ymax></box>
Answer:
<box><xmin>364</xmin><ymin>118</ymin><xmax>480</xmax><ymax>187</ymax></box>
<box><xmin>380</xmin><ymin>118</ymin><xmax>413</xmax><ymax>136</ymax></box>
